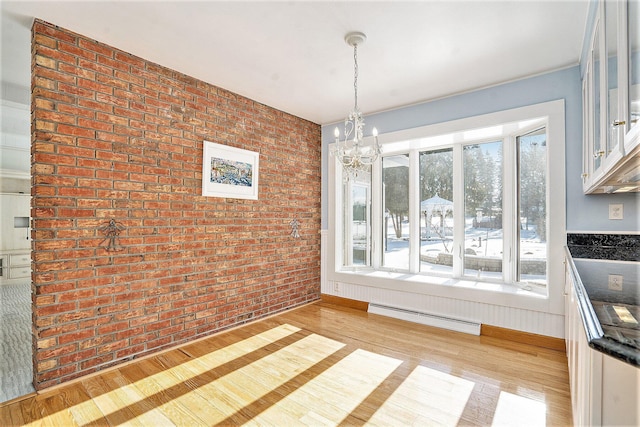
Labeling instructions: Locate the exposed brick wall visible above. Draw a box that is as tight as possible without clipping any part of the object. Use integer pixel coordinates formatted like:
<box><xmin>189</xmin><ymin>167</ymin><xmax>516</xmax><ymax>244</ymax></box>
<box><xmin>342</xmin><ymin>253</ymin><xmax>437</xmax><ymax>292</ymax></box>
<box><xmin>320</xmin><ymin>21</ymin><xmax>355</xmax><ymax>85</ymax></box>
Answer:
<box><xmin>31</xmin><ymin>20</ymin><xmax>321</xmax><ymax>389</ymax></box>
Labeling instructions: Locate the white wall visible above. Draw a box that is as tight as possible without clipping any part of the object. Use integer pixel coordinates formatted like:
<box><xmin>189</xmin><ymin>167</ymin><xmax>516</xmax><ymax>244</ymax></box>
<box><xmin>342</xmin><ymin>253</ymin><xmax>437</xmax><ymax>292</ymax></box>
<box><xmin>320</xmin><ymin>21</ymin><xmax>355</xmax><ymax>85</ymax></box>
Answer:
<box><xmin>1</xmin><ymin>99</ymin><xmax>30</xmax><ymax>180</ymax></box>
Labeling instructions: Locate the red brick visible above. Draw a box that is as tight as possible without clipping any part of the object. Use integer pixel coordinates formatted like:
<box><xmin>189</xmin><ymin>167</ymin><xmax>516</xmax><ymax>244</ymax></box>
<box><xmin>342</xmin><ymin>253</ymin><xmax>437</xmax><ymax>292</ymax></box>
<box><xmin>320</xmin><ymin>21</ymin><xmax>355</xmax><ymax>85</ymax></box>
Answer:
<box><xmin>78</xmin><ymin>38</ymin><xmax>113</xmax><ymax>57</ymax></box>
<box><xmin>58</xmin><ymin>82</ymin><xmax>96</xmax><ymax>99</ymax></box>
<box><xmin>78</xmin><ymin>78</ymin><xmax>113</xmax><ymax>95</ymax></box>
<box><xmin>31</xmin><ymin>18</ymin><xmax>321</xmax><ymax>391</ymax></box>
<box><xmin>77</xmin><ymin>118</ymin><xmax>114</xmax><ymax>132</ymax></box>
<box><xmin>35</xmin><ymin>44</ymin><xmax>76</xmax><ymax>65</ymax></box>
<box><xmin>59</xmin><ymin>348</ymin><xmax>96</xmax><ymax>366</ymax></box>
<box><xmin>80</xmin><ymin>354</ymin><xmax>114</xmax><ymax>371</ymax></box>
<box><xmin>58</xmin><ymin>329</ymin><xmax>95</xmax><ymax>345</ymax></box>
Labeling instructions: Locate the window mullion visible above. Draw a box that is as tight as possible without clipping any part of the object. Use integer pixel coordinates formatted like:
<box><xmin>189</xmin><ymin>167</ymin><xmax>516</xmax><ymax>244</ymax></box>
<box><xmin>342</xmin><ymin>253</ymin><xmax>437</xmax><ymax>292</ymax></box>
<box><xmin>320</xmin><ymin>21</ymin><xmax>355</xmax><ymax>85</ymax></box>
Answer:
<box><xmin>333</xmin><ymin>156</ymin><xmax>345</xmax><ymax>270</ymax></box>
<box><xmin>409</xmin><ymin>150</ymin><xmax>420</xmax><ymax>273</ymax></box>
<box><xmin>502</xmin><ymin>136</ymin><xmax>516</xmax><ymax>284</ymax></box>
<box><xmin>452</xmin><ymin>144</ymin><xmax>464</xmax><ymax>277</ymax></box>
<box><xmin>371</xmin><ymin>159</ymin><xmax>382</xmax><ymax>269</ymax></box>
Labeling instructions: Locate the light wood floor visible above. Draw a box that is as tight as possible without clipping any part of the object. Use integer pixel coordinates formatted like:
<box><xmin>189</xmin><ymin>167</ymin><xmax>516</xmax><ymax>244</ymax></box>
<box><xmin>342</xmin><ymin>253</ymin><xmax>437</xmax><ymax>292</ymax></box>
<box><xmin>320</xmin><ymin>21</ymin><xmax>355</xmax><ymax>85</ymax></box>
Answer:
<box><xmin>0</xmin><ymin>301</ymin><xmax>572</xmax><ymax>426</ymax></box>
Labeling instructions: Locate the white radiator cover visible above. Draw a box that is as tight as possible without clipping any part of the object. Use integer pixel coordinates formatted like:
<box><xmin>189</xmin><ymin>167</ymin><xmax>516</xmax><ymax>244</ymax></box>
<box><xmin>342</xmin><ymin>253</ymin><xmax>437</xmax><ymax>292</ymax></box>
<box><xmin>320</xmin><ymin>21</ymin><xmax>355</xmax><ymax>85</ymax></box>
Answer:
<box><xmin>368</xmin><ymin>303</ymin><xmax>481</xmax><ymax>335</ymax></box>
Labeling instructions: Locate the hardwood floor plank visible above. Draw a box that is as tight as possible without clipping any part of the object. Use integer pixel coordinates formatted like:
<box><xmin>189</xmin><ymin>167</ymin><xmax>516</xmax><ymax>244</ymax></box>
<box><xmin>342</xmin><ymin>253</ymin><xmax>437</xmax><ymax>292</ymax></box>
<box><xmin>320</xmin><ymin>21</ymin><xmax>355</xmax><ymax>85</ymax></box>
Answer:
<box><xmin>0</xmin><ymin>400</ymin><xmax>26</xmax><ymax>426</ymax></box>
<box><xmin>80</xmin><ymin>374</ymin><xmax>148</xmax><ymax>427</ymax></box>
<box><xmin>2</xmin><ymin>301</ymin><xmax>572</xmax><ymax>426</ymax></box>
<box><xmin>61</xmin><ymin>381</ymin><xmax>128</xmax><ymax>427</ymax></box>
<box><xmin>30</xmin><ymin>392</ymin><xmax>86</xmax><ymax>427</ymax></box>
<box><xmin>150</xmin><ymin>351</ymin><xmax>251</xmax><ymax>425</ymax></box>
<box><xmin>254</xmin><ymin>348</ymin><xmax>403</xmax><ymax>425</ymax></box>
<box><xmin>180</xmin><ymin>323</ymin><xmax>301</xmax><ymax>361</ymax></box>
<box><xmin>17</xmin><ymin>395</ymin><xmax>53</xmax><ymax>427</ymax></box>
<box><xmin>118</xmin><ymin>361</ymin><xmax>205</xmax><ymax>426</ymax></box>
<box><xmin>133</xmin><ymin>357</ymin><xmax>225</xmax><ymax>425</ymax></box>
<box><xmin>99</xmin><ymin>370</ymin><xmax>175</xmax><ymax>426</ymax></box>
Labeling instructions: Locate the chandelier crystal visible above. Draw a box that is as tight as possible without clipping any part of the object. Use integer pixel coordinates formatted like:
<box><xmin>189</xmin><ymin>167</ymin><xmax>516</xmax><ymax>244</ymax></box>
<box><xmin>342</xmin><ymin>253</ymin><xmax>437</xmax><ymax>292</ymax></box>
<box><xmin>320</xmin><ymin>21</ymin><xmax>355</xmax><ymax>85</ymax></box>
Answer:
<box><xmin>331</xmin><ymin>32</ymin><xmax>381</xmax><ymax>179</ymax></box>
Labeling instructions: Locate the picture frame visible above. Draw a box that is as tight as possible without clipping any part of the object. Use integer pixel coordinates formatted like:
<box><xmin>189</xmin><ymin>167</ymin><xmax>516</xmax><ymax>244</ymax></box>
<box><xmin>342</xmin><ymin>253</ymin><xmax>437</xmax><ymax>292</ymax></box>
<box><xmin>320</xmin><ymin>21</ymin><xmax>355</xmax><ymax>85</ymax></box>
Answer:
<box><xmin>201</xmin><ymin>141</ymin><xmax>259</xmax><ymax>200</ymax></box>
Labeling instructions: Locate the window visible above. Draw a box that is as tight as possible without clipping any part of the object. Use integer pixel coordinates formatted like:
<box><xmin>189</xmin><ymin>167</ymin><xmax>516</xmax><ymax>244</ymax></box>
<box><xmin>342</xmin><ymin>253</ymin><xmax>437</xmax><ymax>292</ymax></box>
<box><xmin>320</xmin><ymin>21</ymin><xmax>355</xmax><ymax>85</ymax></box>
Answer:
<box><xmin>382</xmin><ymin>154</ymin><xmax>409</xmax><ymax>270</ymax></box>
<box><xmin>344</xmin><ymin>178</ymin><xmax>371</xmax><ymax>266</ymax></box>
<box><xmin>419</xmin><ymin>148</ymin><xmax>453</xmax><ymax>275</ymax></box>
<box><xmin>516</xmin><ymin>128</ymin><xmax>547</xmax><ymax>285</ymax></box>
<box><xmin>330</xmin><ymin>101</ymin><xmax>565</xmax><ymax>297</ymax></box>
<box><xmin>463</xmin><ymin>141</ymin><xmax>503</xmax><ymax>280</ymax></box>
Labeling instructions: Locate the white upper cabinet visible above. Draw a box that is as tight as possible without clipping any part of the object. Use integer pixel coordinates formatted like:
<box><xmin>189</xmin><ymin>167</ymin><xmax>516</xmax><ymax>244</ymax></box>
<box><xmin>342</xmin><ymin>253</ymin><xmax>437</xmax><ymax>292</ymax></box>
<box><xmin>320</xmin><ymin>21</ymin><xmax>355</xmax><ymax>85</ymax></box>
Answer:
<box><xmin>583</xmin><ymin>0</ymin><xmax>640</xmax><ymax>193</ymax></box>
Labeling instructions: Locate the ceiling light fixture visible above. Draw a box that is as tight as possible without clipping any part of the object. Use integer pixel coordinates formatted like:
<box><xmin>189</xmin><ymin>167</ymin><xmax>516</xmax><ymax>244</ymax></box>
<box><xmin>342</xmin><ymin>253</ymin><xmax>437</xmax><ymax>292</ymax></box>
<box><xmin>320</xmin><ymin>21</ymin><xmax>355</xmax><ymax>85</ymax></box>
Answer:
<box><xmin>331</xmin><ymin>31</ymin><xmax>381</xmax><ymax>179</ymax></box>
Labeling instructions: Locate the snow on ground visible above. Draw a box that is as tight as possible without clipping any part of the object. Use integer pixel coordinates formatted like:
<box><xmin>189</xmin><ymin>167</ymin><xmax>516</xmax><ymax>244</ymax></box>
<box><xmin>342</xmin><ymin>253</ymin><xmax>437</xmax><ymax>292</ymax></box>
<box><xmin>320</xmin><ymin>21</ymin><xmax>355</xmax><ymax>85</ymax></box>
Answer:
<box><xmin>380</xmin><ymin>218</ymin><xmax>546</xmax><ymax>283</ymax></box>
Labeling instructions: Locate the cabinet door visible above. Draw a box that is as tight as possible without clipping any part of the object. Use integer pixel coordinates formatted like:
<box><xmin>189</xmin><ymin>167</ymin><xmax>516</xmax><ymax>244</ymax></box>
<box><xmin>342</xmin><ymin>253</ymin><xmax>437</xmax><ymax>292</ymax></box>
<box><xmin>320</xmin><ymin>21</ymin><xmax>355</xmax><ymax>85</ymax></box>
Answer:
<box><xmin>583</xmin><ymin>17</ymin><xmax>603</xmax><ymax>191</ymax></box>
<box><xmin>604</xmin><ymin>0</ymin><xmax>624</xmax><ymax>161</ymax></box>
<box><xmin>594</xmin><ymin>19</ymin><xmax>605</xmax><ymax>173</ymax></box>
<box><xmin>9</xmin><ymin>253</ymin><xmax>30</xmax><ymax>266</ymax></box>
<box><xmin>9</xmin><ymin>265</ymin><xmax>31</xmax><ymax>279</ymax></box>
<box><xmin>627</xmin><ymin>0</ymin><xmax>640</xmax><ymax>137</ymax></box>
<box><xmin>582</xmin><ymin>73</ymin><xmax>591</xmax><ymax>188</ymax></box>
<box><xmin>565</xmin><ymin>258</ymin><xmax>603</xmax><ymax>426</ymax></box>
<box><xmin>601</xmin><ymin>354</ymin><xmax>640</xmax><ymax>426</ymax></box>
<box><xmin>565</xmin><ymin>262</ymin><xmax>583</xmax><ymax>425</ymax></box>
<box><xmin>607</xmin><ymin>0</ymin><xmax>639</xmax><ymax>160</ymax></box>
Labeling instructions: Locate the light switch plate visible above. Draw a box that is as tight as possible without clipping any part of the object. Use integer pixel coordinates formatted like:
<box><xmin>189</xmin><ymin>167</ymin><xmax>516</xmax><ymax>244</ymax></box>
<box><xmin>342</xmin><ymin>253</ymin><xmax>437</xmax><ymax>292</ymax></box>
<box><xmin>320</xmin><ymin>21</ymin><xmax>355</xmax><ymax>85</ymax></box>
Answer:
<box><xmin>609</xmin><ymin>204</ymin><xmax>623</xmax><ymax>220</ymax></box>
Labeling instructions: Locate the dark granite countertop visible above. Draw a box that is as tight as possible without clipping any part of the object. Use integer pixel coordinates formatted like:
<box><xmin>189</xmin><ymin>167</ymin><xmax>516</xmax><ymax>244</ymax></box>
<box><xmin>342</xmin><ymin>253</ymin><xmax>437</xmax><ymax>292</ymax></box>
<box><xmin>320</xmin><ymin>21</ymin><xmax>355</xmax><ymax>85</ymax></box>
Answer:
<box><xmin>566</xmin><ymin>248</ymin><xmax>640</xmax><ymax>367</ymax></box>
<box><xmin>567</xmin><ymin>233</ymin><xmax>639</xmax><ymax>261</ymax></box>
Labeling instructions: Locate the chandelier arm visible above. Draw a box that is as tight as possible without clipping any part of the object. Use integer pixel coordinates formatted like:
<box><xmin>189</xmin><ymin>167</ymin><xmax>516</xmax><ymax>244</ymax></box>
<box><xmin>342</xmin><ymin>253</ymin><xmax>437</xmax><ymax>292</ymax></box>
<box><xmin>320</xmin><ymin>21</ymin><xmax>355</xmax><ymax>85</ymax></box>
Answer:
<box><xmin>344</xmin><ymin>119</ymin><xmax>354</xmax><ymax>141</ymax></box>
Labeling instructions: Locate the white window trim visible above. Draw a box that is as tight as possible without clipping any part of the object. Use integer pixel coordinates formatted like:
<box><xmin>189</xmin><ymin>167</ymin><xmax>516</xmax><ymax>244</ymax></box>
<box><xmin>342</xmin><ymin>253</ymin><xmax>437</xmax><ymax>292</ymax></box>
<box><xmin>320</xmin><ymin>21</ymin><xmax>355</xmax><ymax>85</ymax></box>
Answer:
<box><xmin>327</xmin><ymin>100</ymin><xmax>566</xmax><ymax>314</ymax></box>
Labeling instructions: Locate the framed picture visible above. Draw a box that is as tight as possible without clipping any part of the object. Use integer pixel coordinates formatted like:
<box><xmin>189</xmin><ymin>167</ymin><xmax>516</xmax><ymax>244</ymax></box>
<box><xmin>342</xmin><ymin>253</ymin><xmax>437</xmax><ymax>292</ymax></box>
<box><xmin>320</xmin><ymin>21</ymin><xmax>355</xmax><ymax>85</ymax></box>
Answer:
<box><xmin>201</xmin><ymin>141</ymin><xmax>259</xmax><ymax>199</ymax></box>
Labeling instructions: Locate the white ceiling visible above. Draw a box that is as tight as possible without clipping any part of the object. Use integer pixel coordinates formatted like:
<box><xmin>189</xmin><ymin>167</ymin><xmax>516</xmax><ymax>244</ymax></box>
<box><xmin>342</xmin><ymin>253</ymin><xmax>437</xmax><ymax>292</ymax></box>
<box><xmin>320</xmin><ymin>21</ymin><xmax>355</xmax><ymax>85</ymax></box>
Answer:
<box><xmin>1</xmin><ymin>0</ymin><xmax>589</xmax><ymax>125</ymax></box>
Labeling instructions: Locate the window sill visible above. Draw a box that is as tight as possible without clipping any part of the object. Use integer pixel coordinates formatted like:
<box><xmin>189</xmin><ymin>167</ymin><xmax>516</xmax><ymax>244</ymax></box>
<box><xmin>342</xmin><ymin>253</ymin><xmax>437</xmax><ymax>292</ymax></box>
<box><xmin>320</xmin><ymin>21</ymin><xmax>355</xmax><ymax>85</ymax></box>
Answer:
<box><xmin>330</xmin><ymin>268</ymin><xmax>553</xmax><ymax>313</ymax></box>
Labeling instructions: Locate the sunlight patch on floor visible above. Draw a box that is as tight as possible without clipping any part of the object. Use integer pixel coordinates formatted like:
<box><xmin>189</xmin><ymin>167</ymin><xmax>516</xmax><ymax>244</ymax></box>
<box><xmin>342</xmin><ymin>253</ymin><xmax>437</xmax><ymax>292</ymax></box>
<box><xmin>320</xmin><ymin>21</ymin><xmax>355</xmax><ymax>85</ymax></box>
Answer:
<box><xmin>491</xmin><ymin>391</ymin><xmax>547</xmax><ymax>426</ymax></box>
<box><xmin>367</xmin><ymin>364</ymin><xmax>475</xmax><ymax>426</ymax></box>
<box><xmin>250</xmin><ymin>349</ymin><xmax>402</xmax><ymax>425</ymax></box>
<box><xmin>72</xmin><ymin>323</ymin><xmax>303</xmax><ymax>425</ymax></box>
<box><xmin>155</xmin><ymin>331</ymin><xmax>345</xmax><ymax>424</ymax></box>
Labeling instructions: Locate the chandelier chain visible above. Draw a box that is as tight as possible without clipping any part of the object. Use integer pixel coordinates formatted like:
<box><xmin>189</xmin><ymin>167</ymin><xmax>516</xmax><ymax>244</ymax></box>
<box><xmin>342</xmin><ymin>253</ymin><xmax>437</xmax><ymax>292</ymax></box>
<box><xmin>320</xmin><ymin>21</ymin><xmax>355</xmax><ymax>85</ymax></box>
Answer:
<box><xmin>353</xmin><ymin>43</ymin><xmax>359</xmax><ymax>112</ymax></box>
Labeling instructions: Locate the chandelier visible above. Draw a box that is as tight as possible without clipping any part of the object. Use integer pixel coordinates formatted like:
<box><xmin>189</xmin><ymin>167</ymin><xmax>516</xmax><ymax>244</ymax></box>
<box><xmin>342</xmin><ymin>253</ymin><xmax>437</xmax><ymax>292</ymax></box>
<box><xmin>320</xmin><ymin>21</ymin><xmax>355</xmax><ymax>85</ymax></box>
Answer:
<box><xmin>331</xmin><ymin>31</ymin><xmax>381</xmax><ymax>179</ymax></box>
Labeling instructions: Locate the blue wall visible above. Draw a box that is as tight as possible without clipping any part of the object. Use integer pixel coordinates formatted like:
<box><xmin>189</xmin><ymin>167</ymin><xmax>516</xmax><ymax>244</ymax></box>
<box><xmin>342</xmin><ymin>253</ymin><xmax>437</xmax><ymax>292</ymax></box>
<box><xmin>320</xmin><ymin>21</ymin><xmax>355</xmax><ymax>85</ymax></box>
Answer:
<box><xmin>321</xmin><ymin>65</ymin><xmax>639</xmax><ymax>232</ymax></box>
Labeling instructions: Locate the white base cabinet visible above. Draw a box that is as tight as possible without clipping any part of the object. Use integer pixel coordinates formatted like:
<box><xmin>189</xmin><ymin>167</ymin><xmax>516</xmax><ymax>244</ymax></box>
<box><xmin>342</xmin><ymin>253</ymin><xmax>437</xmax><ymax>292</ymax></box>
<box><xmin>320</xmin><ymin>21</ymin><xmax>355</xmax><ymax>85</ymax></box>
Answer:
<box><xmin>0</xmin><ymin>250</ymin><xmax>31</xmax><ymax>285</ymax></box>
<box><xmin>566</xmin><ymin>262</ymin><xmax>602</xmax><ymax>425</ymax></box>
<box><xmin>565</xmin><ymin>256</ymin><xmax>639</xmax><ymax>426</ymax></box>
<box><xmin>0</xmin><ymin>193</ymin><xmax>31</xmax><ymax>285</ymax></box>
<box><xmin>601</xmin><ymin>354</ymin><xmax>640</xmax><ymax>426</ymax></box>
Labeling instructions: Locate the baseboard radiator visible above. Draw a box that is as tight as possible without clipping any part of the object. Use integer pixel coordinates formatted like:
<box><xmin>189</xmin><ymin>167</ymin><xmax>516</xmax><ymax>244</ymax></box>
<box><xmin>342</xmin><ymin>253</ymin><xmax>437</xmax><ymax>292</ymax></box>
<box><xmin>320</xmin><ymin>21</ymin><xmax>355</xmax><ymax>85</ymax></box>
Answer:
<box><xmin>368</xmin><ymin>303</ymin><xmax>481</xmax><ymax>336</ymax></box>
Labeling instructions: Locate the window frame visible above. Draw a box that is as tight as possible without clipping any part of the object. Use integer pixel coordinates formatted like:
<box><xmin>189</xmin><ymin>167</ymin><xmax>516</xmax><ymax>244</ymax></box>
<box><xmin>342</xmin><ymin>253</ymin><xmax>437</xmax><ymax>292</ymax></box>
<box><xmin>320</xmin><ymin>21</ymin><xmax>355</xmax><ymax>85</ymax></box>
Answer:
<box><xmin>327</xmin><ymin>100</ymin><xmax>566</xmax><ymax>311</ymax></box>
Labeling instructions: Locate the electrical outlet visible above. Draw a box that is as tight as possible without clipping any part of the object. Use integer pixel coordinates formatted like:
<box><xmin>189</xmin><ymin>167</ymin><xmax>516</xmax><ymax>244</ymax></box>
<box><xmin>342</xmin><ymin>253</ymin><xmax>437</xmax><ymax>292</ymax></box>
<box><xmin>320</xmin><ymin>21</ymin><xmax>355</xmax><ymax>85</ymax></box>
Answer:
<box><xmin>608</xmin><ymin>274</ymin><xmax>623</xmax><ymax>291</ymax></box>
<box><xmin>609</xmin><ymin>204</ymin><xmax>624</xmax><ymax>220</ymax></box>
<box><xmin>333</xmin><ymin>282</ymin><xmax>339</xmax><ymax>293</ymax></box>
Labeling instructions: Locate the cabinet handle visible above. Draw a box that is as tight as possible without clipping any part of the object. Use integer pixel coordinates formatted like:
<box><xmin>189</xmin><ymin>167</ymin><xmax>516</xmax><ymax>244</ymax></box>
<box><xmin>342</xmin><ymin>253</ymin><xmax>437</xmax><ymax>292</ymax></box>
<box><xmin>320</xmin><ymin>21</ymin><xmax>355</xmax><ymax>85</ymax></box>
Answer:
<box><xmin>581</xmin><ymin>173</ymin><xmax>588</xmax><ymax>179</ymax></box>
<box><xmin>593</xmin><ymin>150</ymin><xmax>605</xmax><ymax>158</ymax></box>
<box><xmin>611</xmin><ymin>120</ymin><xmax>626</xmax><ymax>127</ymax></box>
